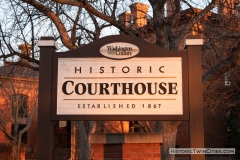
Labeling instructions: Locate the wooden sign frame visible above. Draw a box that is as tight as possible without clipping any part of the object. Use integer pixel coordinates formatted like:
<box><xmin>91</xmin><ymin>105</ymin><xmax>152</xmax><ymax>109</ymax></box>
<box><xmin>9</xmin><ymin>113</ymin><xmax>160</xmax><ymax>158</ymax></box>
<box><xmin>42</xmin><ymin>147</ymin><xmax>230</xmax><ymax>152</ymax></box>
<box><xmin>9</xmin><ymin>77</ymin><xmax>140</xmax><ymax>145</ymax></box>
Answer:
<box><xmin>50</xmin><ymin>35</ymin><xmax>189</xmax><ymax>121</ymax></box>
<box><xmin>36</xmin><ymin>35</ymin><xmax>205</xmax><ymax>160</ymax></box>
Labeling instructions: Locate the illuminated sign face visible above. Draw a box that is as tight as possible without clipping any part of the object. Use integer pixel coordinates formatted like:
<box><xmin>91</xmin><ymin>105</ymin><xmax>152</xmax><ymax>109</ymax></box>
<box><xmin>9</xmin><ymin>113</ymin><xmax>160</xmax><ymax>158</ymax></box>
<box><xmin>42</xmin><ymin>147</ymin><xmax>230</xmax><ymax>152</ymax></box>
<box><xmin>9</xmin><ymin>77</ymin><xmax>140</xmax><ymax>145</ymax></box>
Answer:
<box><xmin>57</xmin><ymin>56</ymin><xmax>183</xmax><ymax>116</ymax></box>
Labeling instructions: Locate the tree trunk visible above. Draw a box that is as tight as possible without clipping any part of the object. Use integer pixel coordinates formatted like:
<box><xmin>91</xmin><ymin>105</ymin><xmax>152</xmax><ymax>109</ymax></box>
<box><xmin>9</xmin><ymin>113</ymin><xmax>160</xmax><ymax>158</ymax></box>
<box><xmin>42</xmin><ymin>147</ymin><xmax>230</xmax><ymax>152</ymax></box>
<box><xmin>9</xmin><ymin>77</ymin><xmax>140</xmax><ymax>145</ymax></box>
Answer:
<box><xmin>160</xmin><ymin>121</ymin><xmax>180</xmax><ymax>160</ymax></box>
<box><xmin>148</xmin><ymin>1</ymin><xmax>181</xmax><ymax>159</ymax></box>
<box><xmin>78</xmin><ymin>121</ymin><xmax>95</xmax><ymax>160</ymax></box>
<box><xmin>161</xmin><ymin>132</ymin><xmax>177</xmax><ymax>160</ymax></box>
<box><xmin>78</xmin><ymin>121</ymin><xmax>91</xmax><ymax>160</ymax></box>
<box><xmin>11</xmin><ymin>143</ymin><xmax>19</xmax><ymax>160</ymax></box>
<box><xmin>149</xmin><ymin>0</ymin><xmax>169</xmax><ymax>49</ymax></box>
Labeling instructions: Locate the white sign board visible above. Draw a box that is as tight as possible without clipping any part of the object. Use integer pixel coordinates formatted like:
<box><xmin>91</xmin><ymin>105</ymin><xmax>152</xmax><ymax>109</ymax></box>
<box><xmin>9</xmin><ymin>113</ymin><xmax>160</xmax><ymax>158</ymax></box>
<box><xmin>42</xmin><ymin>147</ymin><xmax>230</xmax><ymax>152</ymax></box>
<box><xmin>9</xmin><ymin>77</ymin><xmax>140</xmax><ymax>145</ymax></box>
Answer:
<box><xmin>57</xmin><ymin>57</ymin><xmax>183</xmax><ymax>115</ymax></box>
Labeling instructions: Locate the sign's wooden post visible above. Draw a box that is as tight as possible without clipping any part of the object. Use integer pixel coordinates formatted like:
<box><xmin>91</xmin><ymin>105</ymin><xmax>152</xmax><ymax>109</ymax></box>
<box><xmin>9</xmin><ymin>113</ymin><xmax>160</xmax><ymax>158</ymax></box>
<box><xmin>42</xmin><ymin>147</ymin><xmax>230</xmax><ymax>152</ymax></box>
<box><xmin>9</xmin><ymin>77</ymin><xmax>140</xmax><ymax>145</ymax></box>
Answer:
<box><xmin>185</xmin><ymin>35</ymin><xmax>205</xmax><ymax>160</ymax></box>
<box><xmin>36</xmin><ymin>37</ymin><xmax>58</xmax><ymax>160</ymax></box>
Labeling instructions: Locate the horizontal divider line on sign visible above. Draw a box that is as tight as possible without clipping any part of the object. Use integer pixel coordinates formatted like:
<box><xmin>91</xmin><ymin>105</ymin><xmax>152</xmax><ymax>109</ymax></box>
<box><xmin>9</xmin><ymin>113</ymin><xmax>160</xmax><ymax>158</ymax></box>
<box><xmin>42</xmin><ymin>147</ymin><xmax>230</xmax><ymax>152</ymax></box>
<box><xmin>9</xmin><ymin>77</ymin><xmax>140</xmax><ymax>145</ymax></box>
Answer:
<box><xmin>62</xmin><ymin>99</ymin><xmax>176</xmax><ymax>100</ymax></box>
<box><xmin>64</xmin><ymin>77</ymin><xmax>177</xmax><ymax>79</ymax></box>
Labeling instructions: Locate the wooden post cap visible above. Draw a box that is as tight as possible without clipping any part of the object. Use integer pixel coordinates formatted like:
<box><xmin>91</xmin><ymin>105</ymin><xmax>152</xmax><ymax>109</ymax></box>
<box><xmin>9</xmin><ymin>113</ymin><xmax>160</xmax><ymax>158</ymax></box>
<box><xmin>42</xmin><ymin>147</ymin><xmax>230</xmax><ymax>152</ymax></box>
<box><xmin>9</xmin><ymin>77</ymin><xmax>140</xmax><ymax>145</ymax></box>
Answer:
<box><xmin>185</xmin><ymin>39</ymin><xmax>203</xmax><ymax>46</ymax></box>
<box><xmin>37</xmin><ymin>37</ymin><xmax>58</xmax><ymax>49</ymax></box>
<box><xmin>184</xmin><ymin>35</ymin><xmax>203</xmax><ymax>48</ymax></box>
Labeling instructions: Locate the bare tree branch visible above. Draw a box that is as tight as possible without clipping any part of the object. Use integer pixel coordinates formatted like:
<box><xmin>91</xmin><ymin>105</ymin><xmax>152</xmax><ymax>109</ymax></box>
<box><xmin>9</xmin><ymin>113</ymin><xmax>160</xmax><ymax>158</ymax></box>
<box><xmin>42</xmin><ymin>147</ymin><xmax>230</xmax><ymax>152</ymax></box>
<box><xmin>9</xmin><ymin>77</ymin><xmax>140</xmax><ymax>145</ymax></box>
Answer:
<box><xmin>22</xmin><ymin>0</ymin><xmax>77</xmax><ymax>50</ymax></box>
<box><xmin>203</xmin><ymin>41</ymin><xmax>240</xmax><ymax>90</ymax></box>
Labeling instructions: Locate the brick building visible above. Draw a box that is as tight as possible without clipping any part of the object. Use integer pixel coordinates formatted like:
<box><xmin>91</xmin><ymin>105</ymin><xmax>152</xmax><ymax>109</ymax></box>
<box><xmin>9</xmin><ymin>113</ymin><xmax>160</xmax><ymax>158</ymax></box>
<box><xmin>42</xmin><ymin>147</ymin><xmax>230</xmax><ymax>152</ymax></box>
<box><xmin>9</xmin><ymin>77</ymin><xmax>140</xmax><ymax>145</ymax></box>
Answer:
<box><xmin>0</xmin><ymin>44</ymin><xmax>38</xmax><ymax>159</ymax></box>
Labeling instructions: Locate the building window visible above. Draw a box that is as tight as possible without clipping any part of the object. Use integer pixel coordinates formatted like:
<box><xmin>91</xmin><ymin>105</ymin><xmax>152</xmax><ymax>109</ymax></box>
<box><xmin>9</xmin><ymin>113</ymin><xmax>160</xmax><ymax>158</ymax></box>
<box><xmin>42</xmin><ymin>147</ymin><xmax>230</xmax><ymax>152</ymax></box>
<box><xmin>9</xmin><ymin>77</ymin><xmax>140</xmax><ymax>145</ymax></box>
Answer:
<box><xmin>12</xmin><ymin>94</ymin><xmax>28</xmax><ymax>117</ymax></box>
<box><xmin>234</xmin><ymin>3</ymin><xmax>240</xmax><ymax>16</ymax></box>
<box><xmin>224</xmin><ymin>72</ymin><xmax>231</xmax><ymax>86</ymax></box>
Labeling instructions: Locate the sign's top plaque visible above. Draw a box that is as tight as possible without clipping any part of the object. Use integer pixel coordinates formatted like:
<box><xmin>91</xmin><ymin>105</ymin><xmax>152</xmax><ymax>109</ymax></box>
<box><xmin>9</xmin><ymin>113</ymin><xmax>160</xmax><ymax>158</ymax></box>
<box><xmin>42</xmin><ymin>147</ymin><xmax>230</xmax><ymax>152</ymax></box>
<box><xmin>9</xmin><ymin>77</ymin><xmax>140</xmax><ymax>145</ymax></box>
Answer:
<box><xmin>99</xmin><ymin>42</ymin><xmax>139</xmax><ymax>59</ymax></box>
